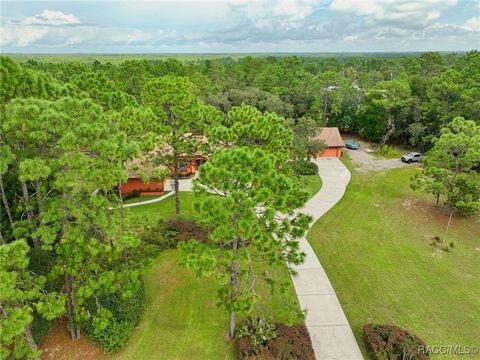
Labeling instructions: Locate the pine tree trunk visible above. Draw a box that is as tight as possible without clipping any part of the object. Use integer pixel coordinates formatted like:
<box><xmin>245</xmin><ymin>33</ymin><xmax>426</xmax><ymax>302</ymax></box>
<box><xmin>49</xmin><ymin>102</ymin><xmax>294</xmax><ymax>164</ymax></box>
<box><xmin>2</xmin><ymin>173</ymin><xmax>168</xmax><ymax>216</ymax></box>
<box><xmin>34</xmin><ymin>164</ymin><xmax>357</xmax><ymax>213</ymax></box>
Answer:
<box><xmin>229</xmin><ymin>237</ymin><xmax>238</xmax><ymax>339</ymax></box>
<box><xmin>21</xmin><ymin>180</ymin><xmax>39</xmax><ymax>247</ymax></box>
<box><xmin>35</xmin><ymin>180</ymin><xmax>44</xmax><ymax>219</ymax></box>
<box><xmin>118</xmin><ymin>182</ymin><xmax>128</xmax><ymax>264</ymax></box>
<box><xmin>65</xmin><ymin>274</ymin><xmax>81</xmax><ymax>340</ymax></box>
<box><xmin>24</xmin><ymin>325</ymin><xmax>37</xmax><ymax>349</ymax></box>
<box><xmin>174</xmin><ymin>169</ymin><xmax>180</xmax><ymax>216</ymax></box>
<box><xmin>0</xmin><ymin>174</ymin><xmax>14</xmax><ymax>227</ymax></box>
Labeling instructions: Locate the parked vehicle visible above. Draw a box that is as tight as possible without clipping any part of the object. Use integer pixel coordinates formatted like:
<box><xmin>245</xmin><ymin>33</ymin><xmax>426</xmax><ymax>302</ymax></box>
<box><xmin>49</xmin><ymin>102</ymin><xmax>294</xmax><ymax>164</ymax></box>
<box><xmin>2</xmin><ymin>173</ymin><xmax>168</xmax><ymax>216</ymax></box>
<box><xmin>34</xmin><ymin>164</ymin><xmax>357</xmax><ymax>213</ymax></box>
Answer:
<box><xmin>401</xmin><ymin>152</ymin><xmax>423</xmax><ymax>163</ymax></box>
<box><xmin>344</xmin><ymin>139</ymin><xmax>360</xmax><ymax>150</ymax></box>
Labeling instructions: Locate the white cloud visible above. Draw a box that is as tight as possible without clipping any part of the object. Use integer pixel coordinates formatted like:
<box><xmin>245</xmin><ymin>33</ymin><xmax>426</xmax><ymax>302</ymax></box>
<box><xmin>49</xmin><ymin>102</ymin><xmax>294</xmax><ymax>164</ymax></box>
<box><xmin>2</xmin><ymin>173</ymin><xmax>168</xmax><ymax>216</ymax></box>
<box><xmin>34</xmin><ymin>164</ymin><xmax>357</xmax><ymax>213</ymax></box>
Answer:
<box><xmin>273</xmin><ymin>0</ymin><xmax>317</xmax><ymax>22</ymax></box>
<box><xmin>0</xmin><ymin>1</ymin><xmax>477</xmax><ymax>52</ymax></box>
<box><xmin>463</xmin><ymin>17</ymin><xmax>480</xmax><ymax>32</ymax></box>
<box><xmin>21</xmin><ymin>9</ymin><xmax>81</xmax><ymax>26</ymax></box>
<box><xmin>330</xmin><ymin>0</ymin><xmax>457</xmax><ymax>28</ymax></box>
<box><xmin>0</xmin><ymin>9</ymin><xmax>186</xmax><ymax>48</ymax></box>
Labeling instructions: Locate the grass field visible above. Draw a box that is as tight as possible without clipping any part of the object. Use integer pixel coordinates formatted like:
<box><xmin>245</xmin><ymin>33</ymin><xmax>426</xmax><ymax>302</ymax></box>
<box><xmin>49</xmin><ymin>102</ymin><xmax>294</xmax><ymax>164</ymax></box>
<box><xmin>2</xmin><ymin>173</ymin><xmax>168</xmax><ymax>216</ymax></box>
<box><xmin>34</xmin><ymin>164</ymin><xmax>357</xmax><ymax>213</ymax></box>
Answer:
<box><xmin>307</xmin><ymin>156</ymin><xmax>480</xmax><ymax>359</ymax></box>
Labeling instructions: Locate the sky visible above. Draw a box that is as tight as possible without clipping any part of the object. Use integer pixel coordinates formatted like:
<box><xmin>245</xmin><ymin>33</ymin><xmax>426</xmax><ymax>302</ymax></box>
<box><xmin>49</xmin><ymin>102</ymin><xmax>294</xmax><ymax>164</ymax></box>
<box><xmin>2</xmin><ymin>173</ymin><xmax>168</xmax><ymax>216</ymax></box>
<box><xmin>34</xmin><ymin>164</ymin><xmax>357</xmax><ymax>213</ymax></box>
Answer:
<box><xmin>1</xmin><ymin>0</ymin><xmax>479</xmax><ymax>53</ymax></box>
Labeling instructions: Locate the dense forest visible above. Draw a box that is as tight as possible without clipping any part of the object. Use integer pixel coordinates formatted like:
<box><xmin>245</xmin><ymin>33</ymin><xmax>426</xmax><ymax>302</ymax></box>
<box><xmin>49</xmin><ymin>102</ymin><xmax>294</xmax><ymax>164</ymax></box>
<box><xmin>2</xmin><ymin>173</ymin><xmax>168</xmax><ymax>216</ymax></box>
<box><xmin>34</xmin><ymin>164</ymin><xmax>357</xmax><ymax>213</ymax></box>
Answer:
<box><xmin>0</xmin><ymin>51</ymin><xmax>479</xmax><ymax>359</ymax></box>
<box><xmin>13</xmin><ymin>51</ymin><xmax>480</xmax><ymax>146</ymax></box>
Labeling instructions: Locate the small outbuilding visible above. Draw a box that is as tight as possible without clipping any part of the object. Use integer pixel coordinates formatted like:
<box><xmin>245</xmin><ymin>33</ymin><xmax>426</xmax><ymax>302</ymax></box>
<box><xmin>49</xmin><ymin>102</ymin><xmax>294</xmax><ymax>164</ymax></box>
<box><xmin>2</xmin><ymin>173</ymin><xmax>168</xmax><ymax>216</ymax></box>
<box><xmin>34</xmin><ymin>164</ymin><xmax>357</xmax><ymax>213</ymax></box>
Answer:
<box><xmin>314</xmin><ymin>127</ymin><xmax>344</xmax><ymax>158</ymax></box>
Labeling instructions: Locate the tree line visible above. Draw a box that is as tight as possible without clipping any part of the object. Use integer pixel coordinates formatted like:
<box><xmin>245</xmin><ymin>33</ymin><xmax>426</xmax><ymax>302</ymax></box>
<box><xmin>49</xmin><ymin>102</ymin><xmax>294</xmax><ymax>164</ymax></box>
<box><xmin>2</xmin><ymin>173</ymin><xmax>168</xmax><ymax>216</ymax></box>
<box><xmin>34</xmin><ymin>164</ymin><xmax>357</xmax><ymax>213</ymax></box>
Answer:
<box><xmin>21</xmin><ymin>51</ymin><xmax>480</xmax><ymax>148</ymax></box>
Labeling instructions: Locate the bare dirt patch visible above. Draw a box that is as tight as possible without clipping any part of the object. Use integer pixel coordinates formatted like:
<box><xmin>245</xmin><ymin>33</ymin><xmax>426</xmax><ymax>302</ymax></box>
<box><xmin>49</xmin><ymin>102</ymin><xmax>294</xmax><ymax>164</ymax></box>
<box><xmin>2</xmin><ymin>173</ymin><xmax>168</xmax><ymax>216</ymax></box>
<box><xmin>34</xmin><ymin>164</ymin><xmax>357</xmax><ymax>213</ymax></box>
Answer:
<box><xmin>40</xmin><ymin>318</ymin><xmax>105</xmax><ymax>360</ymax></box>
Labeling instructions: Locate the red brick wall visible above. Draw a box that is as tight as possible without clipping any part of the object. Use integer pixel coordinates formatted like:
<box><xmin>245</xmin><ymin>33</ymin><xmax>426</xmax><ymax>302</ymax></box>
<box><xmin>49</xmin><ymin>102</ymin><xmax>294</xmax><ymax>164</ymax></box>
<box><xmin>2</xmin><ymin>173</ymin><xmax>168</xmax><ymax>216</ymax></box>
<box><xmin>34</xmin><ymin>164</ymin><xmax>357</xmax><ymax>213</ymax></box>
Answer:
<box><xmin>121</xmin><ymin>178</ymin><xmax>164</xmax><ymax>195</ymax></box>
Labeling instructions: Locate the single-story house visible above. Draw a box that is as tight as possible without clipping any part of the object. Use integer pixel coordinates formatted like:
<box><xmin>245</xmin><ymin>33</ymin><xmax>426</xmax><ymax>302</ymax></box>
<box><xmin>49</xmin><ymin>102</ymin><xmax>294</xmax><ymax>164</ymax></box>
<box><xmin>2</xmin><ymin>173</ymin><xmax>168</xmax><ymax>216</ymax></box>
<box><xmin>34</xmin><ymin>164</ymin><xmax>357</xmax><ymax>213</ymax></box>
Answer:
<box><xmin>314</xmin><ymin>127</ymin><xmax>344</xmax><ymax>158</ymax></box>
<box><xmin>121</xmin><ymin>154</ymin><xmax>208</xmax><ymax>196</ymax></box>
<box><xmin>121</xmin><ymin>134</ymin><xmax>210</xmax><ymax>196</ymax></box>
<box><xmin>120</xmin><ymin>158</ymin><xmax>166</xmax><ymax>196</ymax></box>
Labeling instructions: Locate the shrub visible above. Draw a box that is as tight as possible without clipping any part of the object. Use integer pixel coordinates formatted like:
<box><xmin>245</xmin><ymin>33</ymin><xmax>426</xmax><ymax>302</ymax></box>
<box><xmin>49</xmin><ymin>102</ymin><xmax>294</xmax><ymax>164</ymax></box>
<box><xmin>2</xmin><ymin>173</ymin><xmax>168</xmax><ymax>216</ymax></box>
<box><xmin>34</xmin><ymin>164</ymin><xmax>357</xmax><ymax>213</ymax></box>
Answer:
<box><xmin>87</xmin><ymin>280</ymin><xmax>145</xmax><ymax>352</ymax></box>
<box><xmin>363</xmin><ymin>324</ymin><xmax>429</xmax><ymax>360</ymax></box>
<box><xmin>290</xmin><ymin>160</ymin><xmax>318</xmax><ymax>175</ymax></box>
<box><xmin>132</xmin><ymin>218</ymin><xmax>209</xmax><ymax>262</ymax></box>
<box><xmin>375</xmin><ymin>145</ymin><xmax>401</xmax><ymax>159</ymax></box>
<box><xmin>236</xmin><ymin>321</ymin><xmax>314</xmax><ymax>360</ymax></box>
<box><xmin>31</xmin><ymin>313</ymin><xmax>54</xmax><ymax>343</ymax></box>
<box><xmin>123</xmin><ymin>189</ymin><xmax>141</xmax><ymax>201</ymax></box>
<box><xmin>236</xmin><ymin>317</ymin><xmax>277</xmax><ymax>357</ymax></box>
<box><xmin>264</xmin><ymin>323</ymin><xmax>315</xmax><ymax>360</ymax></box>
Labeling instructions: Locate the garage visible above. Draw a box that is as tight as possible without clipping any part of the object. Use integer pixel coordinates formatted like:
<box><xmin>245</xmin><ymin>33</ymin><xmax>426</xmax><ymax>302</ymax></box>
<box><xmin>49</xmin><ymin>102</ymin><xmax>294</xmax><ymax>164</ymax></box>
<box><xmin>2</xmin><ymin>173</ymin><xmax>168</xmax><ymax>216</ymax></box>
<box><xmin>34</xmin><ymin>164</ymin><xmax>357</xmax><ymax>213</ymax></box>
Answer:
<box><xmin>314</xmin><ymin>127</ymin><xmax>344</xmax><ymax>158</ymax></box>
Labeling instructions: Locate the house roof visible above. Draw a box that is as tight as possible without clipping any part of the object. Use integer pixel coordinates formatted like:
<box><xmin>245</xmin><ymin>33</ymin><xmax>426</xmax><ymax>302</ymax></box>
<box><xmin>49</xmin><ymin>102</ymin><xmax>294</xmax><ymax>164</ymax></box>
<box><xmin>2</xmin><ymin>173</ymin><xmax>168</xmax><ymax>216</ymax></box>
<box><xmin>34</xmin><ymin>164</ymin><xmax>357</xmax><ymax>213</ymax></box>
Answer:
<box><xmin>315</xmin><ymin>127</ymin><xmax>344</xmax><ymax>147</ymax></box>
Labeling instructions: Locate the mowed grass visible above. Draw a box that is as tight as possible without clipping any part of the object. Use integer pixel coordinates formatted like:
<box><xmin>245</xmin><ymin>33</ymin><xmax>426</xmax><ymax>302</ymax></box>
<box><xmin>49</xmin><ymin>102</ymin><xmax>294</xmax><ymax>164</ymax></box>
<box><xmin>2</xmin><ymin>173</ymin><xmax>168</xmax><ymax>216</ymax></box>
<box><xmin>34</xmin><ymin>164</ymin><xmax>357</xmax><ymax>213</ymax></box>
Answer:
<box><xmin>114</xmin><ymin>186</ymin><xmax>309</xmax><ymax>360</ymax></box>
<box><xmin>307</xmin><ymin>156</ymin><xmax>480</xmax><ymax>359</ymax></box>
<box><xmin>300</xmin><ymin>174</ymin><xmax>322</xmax><ymax>200</ymax></box>
<box><xmin>109</xmin><ymin>250</ymin><xmax>235</xmax><ymax>360</ymax></box>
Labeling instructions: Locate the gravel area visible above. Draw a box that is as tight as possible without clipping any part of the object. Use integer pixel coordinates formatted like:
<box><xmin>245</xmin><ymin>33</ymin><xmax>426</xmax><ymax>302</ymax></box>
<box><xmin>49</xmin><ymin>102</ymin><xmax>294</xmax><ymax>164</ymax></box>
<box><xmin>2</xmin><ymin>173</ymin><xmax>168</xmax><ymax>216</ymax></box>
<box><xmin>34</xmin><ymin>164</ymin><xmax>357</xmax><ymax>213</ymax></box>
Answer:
<box><xmin>345</xmin><ymin>147</ymin><xmax>412</xmax><ymax>172</ymax></box>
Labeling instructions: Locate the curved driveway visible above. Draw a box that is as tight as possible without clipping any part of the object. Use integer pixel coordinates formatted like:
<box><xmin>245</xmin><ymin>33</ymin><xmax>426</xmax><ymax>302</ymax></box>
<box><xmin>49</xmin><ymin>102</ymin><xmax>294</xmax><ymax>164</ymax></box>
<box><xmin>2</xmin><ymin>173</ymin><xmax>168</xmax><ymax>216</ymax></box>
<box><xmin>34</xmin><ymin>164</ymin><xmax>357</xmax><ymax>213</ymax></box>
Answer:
<box><xmin>291</xmin><ymin>158</ymin><xmax>363</xmax><ymax>360</ymax></box>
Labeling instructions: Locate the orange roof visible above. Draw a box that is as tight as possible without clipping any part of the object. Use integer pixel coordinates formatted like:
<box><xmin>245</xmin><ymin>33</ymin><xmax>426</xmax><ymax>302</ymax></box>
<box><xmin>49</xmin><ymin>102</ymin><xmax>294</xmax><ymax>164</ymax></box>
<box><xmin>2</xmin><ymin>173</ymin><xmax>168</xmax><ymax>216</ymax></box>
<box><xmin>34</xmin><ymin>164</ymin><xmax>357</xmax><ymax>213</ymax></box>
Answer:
<box><xmin>315</xmin><ymin>127</ymin><xmax>344</xmax><ymax>147</ymax></box>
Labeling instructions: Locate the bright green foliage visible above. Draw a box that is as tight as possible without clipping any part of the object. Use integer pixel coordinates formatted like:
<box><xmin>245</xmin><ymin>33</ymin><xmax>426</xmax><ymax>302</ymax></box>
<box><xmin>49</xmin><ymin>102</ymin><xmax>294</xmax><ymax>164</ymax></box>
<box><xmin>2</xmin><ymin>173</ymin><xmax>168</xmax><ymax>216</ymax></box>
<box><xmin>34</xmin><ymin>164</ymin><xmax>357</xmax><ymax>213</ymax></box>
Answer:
<box><xmin>180</xmin><ymin>146</ymin><xmax>310</xmax><ymax>337</ymax></box>
<box><xmin>0</xmin><ymin>240</ymin><xmax>65</xmax><ymax>359</ymax></box>
<box><xmin>2</xmin><ymin>95</ymin><xmax>143</xmax><ymax>339</ymax></box>
<box><xmin>142</xmin><ymin>75</ymin><xmax>222</xmax><ymax>215</ymax></box>
<box><xmin>0</xmin><ymin>57</ymin><xmax>66</xmax><ymax>105</ymax></box>
<box><xmin>412</xmin><ymin>117</ymin><xmax>480</xmax><ymax>216</ymax></box>
<box><xmin>207</xmin><ymin>104</ymin><xmax>293</xmax><ymax>166</ymax></box>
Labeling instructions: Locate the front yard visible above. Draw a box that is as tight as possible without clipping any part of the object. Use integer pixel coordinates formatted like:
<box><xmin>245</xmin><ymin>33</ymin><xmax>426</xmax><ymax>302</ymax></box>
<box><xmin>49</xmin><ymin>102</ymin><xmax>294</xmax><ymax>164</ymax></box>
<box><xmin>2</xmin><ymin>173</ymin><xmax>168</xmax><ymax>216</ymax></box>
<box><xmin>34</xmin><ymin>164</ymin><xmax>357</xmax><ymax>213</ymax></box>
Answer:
<box><xmin>111</xmin><ymin>175</ymin><xmax>319</xmax><ymax>359</ymax></box>
<box><xmin>307</xmin><ymin>156</ymin><xmax>480</xmax><ymax>359</ymax></box>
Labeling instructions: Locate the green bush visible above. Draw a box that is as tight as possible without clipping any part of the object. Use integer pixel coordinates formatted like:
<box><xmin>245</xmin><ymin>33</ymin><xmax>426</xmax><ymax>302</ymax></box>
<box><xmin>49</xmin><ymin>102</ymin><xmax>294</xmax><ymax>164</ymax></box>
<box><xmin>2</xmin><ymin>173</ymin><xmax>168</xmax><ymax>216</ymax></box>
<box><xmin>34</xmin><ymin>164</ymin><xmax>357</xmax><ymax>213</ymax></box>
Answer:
<box><xmin>375</xmin><ymin>145</ymin><xmax>401</xmax><ymax>159</ymax></box>
<box><xmin>132</xmin><ymin>218</ymin><xmax>209</xmax><ymax>262</ymax></box>
<box><xmin>236</xmin><ymin>317</ymin><xmax>277</xmax><ymax>358</ymax></box>
<box><xmin>123</xmin><ymin>189</ymin><xmax>141</xmax><ymax>201</ymax></box>
<box><xmin>363</xmin><ymin>324</ymin><xmax>429</xmax><ymax>360</ymax></box>
<box><xmin>290</xmin><ymin>160</ymin><xmax>318</xmax><ymax>175</ymax></box>
<box><xmin>87</xmin><ymin>280</ymin><xmax>145</xmax><ymax>352</ymax></box>
<box><xmin>31</xmin><ymin>313</ymin><xmax>54</xmax><ymax>343</ymax></box>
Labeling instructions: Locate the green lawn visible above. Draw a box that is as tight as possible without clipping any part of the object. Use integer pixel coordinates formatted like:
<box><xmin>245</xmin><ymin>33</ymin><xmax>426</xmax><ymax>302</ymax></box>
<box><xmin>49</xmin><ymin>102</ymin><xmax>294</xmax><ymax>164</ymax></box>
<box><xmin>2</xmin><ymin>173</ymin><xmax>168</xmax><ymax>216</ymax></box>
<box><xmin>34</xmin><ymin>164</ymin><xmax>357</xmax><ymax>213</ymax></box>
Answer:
<box><xmin>307</xmin><ymin>156</ymin><xmax>480</xmax><ymax>359</ymax></box>
<box><xmin>114</xmin><ymin>188</ymin><xmax>307</xmax><ymax>359</ymax></box>
<box><xmin>109</xmin><ymin>250</ymin><xmax>235</xmax><ymax>360</ymax></box>
<box><xmin>300</xmin><ymin>174</ymin><xmax>322</xmax><ymax>199</ymax></box>
<box><xmin>123</xmin><ymin>195</ymin><xmax>165</xmax><ymax>204</ymax></box>
<box><xmin>125</xmin><ymin>192</ymin><xmax>199</xmax><ymax>221</ymax></box>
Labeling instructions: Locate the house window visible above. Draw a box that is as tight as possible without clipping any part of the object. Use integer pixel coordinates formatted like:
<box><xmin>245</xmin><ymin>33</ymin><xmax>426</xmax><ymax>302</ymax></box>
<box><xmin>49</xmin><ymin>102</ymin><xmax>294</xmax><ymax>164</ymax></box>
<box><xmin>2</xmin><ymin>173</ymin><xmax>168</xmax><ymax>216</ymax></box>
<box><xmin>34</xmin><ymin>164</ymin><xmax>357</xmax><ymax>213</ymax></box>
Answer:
<box><xmin>179</xmin><ymin>160</ymin><xmax>188</xmax><ymax>172</ymax></box>
<box><xmin>195</xmin><ymin>158</ymin><xmax>206</xmax><ymax>168</ymax></box>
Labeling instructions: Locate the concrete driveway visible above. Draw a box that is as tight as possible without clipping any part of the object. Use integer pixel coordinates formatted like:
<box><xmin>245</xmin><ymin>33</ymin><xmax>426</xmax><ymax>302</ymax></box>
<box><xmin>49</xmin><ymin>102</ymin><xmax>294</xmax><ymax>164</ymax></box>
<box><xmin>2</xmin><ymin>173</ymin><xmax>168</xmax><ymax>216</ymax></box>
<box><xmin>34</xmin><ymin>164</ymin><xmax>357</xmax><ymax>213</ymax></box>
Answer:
<box><xmin>345</xmin><ymin>147</ymin><xmax>410</xmax><ymax>172</ymax></box>
<box><xmin>164</xmin><ymin>175</ymin><xmax>195</xmax><ymax>192</ymax></box>
<box><xmin>291</xmin><ymin>158</ymin><xmax>363</xmax><ymax>360</ymax></box>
